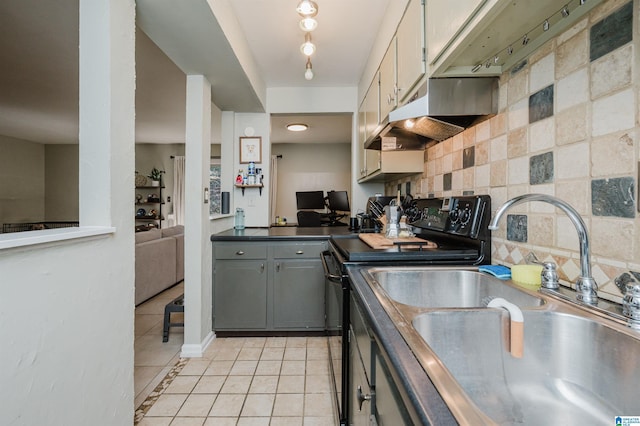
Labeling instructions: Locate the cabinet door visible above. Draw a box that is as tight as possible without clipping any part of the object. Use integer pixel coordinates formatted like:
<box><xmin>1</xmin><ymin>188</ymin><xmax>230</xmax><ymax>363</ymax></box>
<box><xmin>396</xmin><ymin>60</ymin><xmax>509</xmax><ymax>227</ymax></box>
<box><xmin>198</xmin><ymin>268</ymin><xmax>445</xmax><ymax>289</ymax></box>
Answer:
<box><xmin>349</xmin><ymin>328</ymin><xmax>374</xmax><ymax>426</ymax></box>
<box><xmin>397</xmin><ymin>0</ymin><xmax>425</xmax><ymax>102</ymax></box>
<box><xmin>365</xmin><ymin>149</ymin><xmax>381</xmax><ymax>177</ymax></box>
<box><xmin>363</xmin><ymin>75</ymin><xmax>379</xmax><ymax>143</ymax></box>
<box><xmin>213</xmin><ymin>259</ymin><xmax>267</xmax><ymax>329</ymax></box>
<box><xmin>379</xmin><ymin>37</ymin><xmax>397</xmax><ymax>121</ymax></box>
<box><xmin>358</xmin><ymin>100</ymin><xmax>367</xmax><ymax>178</ymax></box>
<box><xmin>427</xmin><ymin>0</ymin><xmax>485</xmax><ymax>65</ymax></box>
<box><xmin>273</xmin><ymin>259</ymin><xmax>325</xmax><ymax>329</ymax></box>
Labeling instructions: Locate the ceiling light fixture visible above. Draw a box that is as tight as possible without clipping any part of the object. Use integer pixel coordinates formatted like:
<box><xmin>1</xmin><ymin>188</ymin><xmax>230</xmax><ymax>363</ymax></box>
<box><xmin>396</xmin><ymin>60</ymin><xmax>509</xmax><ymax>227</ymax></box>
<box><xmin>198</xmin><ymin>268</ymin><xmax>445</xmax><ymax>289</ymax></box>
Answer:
<box><xmin>296</xmin><ymin>0</ymin><xmax>318</xmax><ymax>17</ymax></box>
<box><xmin>299</xmin><ymin>17</ymin><xmax>318</xmax><ymax>31</ymax></box>
<box><xmin>305</xmin><ymin>58</ymin><xmax>314</xmax><ymax>80</ymax></box>
<box><xmin>300</xmin><ymin>33</ymin><xmax>316</xmax><ymax>56</ymax></box>
<box><xmin>287</xmin><ymin>123</ymin><xmax>308</xmax><ymax>132</ymax></box>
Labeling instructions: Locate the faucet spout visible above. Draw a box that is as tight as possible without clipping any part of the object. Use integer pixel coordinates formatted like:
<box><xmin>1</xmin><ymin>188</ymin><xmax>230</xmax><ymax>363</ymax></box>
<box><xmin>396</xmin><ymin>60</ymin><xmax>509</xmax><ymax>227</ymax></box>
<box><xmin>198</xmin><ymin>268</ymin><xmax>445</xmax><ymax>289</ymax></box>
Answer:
<box><xmin>489</xmin><ymin>194</ymin><xmax>598</xmax><ymax>304</ymax></box>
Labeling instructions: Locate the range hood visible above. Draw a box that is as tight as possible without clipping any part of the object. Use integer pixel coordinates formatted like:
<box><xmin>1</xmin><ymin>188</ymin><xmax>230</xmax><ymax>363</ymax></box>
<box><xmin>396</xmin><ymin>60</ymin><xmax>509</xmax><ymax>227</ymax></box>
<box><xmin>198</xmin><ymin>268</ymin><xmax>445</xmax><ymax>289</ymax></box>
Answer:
<box><xmin>364</xmin><ymin>77</ymin><xmax>498</xmax><ymax>150</ymax></box>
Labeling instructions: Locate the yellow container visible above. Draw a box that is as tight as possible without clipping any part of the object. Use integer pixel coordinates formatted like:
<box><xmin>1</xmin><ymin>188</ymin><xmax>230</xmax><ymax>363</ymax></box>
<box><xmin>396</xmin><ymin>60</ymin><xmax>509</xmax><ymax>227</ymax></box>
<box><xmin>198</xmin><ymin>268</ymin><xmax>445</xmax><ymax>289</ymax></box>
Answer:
<box><xmin>511</xmin><ymin>264</ymin><xmax>543</xmax><ymax>288</ymax></box>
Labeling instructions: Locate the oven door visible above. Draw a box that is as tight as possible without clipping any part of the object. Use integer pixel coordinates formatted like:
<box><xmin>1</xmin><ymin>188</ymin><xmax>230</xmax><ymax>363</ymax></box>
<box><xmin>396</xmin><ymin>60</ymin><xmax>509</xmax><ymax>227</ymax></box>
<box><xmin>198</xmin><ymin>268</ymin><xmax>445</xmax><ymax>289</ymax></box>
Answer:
<box><xmin>321</xmin><ymin>249</ymin><xmax>349</xmax><ymax>426</ymax></box>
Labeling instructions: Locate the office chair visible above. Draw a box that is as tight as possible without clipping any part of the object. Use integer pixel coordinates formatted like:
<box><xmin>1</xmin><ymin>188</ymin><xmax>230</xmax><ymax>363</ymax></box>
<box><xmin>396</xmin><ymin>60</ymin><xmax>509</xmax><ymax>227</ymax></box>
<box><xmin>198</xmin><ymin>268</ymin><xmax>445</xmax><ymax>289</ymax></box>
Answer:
<box><xmin>297</xmin><ymin>210</ymin><xmax>322</xmax><ymax>227</ymax></box>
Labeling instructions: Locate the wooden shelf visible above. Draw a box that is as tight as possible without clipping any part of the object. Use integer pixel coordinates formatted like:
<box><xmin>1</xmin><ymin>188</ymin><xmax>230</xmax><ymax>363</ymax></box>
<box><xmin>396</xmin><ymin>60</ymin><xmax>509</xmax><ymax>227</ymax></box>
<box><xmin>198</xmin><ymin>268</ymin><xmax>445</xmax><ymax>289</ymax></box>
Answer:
<box><xmin>235</xmin><ymin>183</ymin><xmax>264</xmax><ymax>196</ymax></box>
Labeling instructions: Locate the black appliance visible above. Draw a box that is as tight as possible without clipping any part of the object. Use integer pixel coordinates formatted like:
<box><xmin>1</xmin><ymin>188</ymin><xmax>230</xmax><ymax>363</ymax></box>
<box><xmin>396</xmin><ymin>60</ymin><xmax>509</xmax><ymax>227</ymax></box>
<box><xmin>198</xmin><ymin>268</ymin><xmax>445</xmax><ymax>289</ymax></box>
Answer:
<box><xmin>322</xmin><ymin>195</ymin><xmax>491</xmax><ymax>425</ymax></box>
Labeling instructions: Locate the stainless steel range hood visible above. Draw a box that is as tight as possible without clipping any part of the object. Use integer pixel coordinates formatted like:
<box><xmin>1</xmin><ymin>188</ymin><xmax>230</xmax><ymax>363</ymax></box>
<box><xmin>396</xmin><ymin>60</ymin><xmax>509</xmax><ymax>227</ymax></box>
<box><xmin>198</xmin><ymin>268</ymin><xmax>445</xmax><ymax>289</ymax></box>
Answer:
<box><xmin>364</xmin><ymin>77</ymin><xmax>498</xmax><ymax>150</ymax></box>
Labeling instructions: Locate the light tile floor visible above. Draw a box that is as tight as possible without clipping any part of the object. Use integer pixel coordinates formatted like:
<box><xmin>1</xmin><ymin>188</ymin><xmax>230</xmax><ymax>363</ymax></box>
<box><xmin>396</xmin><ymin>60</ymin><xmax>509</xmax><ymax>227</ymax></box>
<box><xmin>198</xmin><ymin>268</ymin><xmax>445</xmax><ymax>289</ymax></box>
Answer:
<box><xmin>134</xmin><ymin>284</ymin><xmax>337</xmax><ymax>426</ymax></box>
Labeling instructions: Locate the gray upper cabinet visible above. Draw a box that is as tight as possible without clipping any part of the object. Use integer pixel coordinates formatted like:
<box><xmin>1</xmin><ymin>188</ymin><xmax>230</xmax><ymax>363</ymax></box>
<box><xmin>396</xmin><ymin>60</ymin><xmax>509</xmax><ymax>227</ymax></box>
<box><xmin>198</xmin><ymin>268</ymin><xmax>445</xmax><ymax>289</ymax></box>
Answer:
<box><xmin>396</xmin><ymin>0</ymin><xmax>426</xmax><ymax>103</ymax></box>
<box><xmin>379</xmin><ymin>36</ymin><xmax>397</xmax><ymax>122</ymax></box>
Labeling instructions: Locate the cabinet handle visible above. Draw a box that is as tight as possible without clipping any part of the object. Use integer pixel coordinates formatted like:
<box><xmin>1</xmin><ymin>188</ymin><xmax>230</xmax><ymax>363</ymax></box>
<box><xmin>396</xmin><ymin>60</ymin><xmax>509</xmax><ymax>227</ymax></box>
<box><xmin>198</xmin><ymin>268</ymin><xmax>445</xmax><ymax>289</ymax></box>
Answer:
<box><xmin>236</xmin><ymin>250</ymin><xmax>245</xmax><ymax>256</ymax></box>
<box><xmin>387</xmin><ymin>93</ymin><xmax>394</xmax><ymax>104</ymax></box>
<box><xmin>295</xmin><ymin>250</ymin><xmax>304</xmax><ymax>255</ymax></box>
<box><xmin>260</xmin><ymin>263</ymin><xmax>264</xmax><ymax>273</ymax></box>
<box><xmin>357</xmin><ymin>385</ymin><xmax>372</xmax><ymax>411</ymax></box>
<box><xmin>276</xmin><ymin>262</ymin><xmax>280</xmax><ymax>272</ymax></box>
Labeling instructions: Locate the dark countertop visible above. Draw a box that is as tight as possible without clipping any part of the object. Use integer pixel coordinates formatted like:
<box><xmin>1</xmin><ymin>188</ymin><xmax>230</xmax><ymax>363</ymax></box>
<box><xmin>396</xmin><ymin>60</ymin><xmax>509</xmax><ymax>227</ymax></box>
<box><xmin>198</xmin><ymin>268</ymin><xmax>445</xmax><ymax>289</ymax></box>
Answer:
<box><xmin>211</xmin><ymin>226</ymin><xmax>356</xmax><ymax>241</ymax></box>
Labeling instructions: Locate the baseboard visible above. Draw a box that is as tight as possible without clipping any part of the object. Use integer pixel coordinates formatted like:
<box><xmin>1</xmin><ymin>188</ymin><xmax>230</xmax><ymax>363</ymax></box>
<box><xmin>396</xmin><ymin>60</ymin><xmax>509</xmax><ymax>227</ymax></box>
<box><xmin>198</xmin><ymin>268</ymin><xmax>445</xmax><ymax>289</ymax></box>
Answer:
<box><xmin>180</xmin><ymin>331</ymin><xmax>216</xmax><ymax>358</ymax></box>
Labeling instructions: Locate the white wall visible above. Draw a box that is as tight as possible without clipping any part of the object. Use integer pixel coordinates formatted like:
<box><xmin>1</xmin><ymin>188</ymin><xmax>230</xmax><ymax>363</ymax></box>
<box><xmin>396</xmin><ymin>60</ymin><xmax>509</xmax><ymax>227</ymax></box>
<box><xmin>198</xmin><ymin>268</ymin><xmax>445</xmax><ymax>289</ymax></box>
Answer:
<box><xmin>0</xmin><ymin>1</ymin><xmax>136</xmax><ymax>424</ymax></box>
<box><xmin>272</xmin><ymin>143</ymin><xmax>352</xmax><ymax>222</ymax></box>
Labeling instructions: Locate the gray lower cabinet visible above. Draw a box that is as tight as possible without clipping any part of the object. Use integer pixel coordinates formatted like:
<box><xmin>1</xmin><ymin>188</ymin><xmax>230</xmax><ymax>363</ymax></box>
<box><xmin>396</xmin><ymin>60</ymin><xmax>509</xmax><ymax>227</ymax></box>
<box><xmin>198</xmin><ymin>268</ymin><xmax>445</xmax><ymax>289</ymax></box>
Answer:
<box><xmin>213</xmin><ymin>243</ymin><xmax>267</xmax><ymax>330</ymax></box>
<box><xmin>350</xmin><ymin>291</ymin><xmax>411</xmax><ymax>426</ymax></box>
<box><xmin>213</xmin><ymin>239</ymin><xmax>326</xmax><ymax>331</ymax></box>
<box><xmin>273</xmin><ymin>258</ymin><xmax>325</xmax><ymax>329</ymax></box>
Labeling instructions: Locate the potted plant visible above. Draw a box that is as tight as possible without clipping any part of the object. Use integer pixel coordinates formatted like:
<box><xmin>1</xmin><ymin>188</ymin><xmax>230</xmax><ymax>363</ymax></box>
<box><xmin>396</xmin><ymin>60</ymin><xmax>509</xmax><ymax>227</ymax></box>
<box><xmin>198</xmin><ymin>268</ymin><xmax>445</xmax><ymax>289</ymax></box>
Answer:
<box><xmin>148</xmin><ymin>168</ymin><xmax>164</xmax><ymax>187</ymax></box>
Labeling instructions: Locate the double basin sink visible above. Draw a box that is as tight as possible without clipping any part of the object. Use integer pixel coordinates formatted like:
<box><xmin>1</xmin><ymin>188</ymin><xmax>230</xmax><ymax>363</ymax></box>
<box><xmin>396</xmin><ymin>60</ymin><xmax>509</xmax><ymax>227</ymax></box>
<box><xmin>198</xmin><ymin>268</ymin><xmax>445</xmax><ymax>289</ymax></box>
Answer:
<box><xmin>361</xmin><ymin>267</ymin><xmax>640</xmax><ymax>425</ymax></box>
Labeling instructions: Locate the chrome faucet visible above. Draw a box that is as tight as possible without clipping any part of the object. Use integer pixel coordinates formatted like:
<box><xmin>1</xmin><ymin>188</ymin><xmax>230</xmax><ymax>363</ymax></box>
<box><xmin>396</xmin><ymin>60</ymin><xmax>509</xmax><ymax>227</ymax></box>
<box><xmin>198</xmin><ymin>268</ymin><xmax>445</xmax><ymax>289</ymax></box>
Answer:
<box><xmin>488</xmin><ymin>194</ymin><xmax>598</xmax><ymax>304</ymax></box>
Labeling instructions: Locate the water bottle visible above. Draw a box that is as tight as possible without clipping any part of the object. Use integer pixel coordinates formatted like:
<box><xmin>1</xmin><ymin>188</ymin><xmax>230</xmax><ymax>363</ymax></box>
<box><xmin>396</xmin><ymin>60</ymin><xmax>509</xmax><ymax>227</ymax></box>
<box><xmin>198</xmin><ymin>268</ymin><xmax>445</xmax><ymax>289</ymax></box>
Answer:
<box><xmin>234</xmin><ymin>208</ymin><xmax>245</xmax><ymax>230</ymax></box>
<box><xmin>248</xmin><ymin>161</ymin><xmax>256</xmax><ymax>176</ymax></box>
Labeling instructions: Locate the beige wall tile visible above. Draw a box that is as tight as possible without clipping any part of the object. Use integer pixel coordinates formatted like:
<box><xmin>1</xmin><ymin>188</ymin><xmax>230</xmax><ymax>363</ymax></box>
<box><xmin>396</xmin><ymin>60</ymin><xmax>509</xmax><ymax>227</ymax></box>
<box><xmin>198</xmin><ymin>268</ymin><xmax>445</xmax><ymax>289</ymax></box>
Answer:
<box><xmin>556</xmin><ymin>180</ymin><xmax>590</xmax><ymax>216</ymax></box>
<box><xmin>476</xmin><ymin>120</ymin><xmax>491</xmax><ymax>142</ymax></box>
<box><xmin>556</xmin><ymin>215</ymin><xmax>582</xmax><ymax>253</ymax></box>
<box><xmin>475</xmin><ymin>140</ymin><xmax>490</xmax><ymax>165</ymax></box>
<box><xmin>591</xmin><ymin>44</ymin><xmax>632</xmax><ymax>100</ymax></box>
<box><xmin>591</xmin><ymin>218</ymin><xmax>634</xmax><ymax>261</ymax></box>
<box><xmin>508</xmin><ymin>68</ymin><xmax>529</xmax><ymax>104</ymax></box>
<box><xmin>529</xmin><ymin>117</ymin><xmax>555</xmax><ymax>153</ymax></box>
<box><xmin>463</xmin><ymin>168</ymin><xmax>474</xmax><ymax>189</ymax></box>
<box><xmin>557</xmin><ymin>142</ymin><xmax>590</xmax><ymax>180</ymax></box>
<box><xmin>490</xmin><ymin>134</ymin><xmax>508</xmax><ymax>161</ymax></box>
<box><xmin>508</xmin><ymin>156</ymin><xmax>530</xmax><ymax>185</ymax></box>
<box><xmin>556</xmin><ymin>30</ymin><xmax>588</xmax><ymax>79</ymax></box>
<box><xmin>592</xmin><ymin>88</ymin><xmax>635</xmax><ymax>137</ymax></box>
<box><xmin>442</xmin><ymin>153</ymin><xmax>453</xmax><ymax>173</ymax></box>
<box><xmin>529</xmin><ymin>184</ymin><xmax>556</xmax><ymax>214</ymax></box>
<box><xmin>591</xmin><ymin>131</ymin><xmax>635</xmax><ymax>177</ymax></box>
<box><xmin>442</xmin><ymin>138</ymin><xmax>452</xmax><ymax>155</ymax></box>
<box><xmin>452</xmin><ymin>169</ymin><xmax>463</xmax><ymax>191</ymax></box>
<box><xmin>463</xmin><ymin>127</ymin><xmax>476</xmax><ymax>147</ymax></box>
<box><xmin>508</xmin><ymin>98</ymin><xmax>529</xmax><ymax>130</ymax></box>
<box><xmin>507</xmin><ymin>127</ymin><xmax>528</xmax><ymax>158</ymax></box>
<box><xmin>530</xmin><ymin>53</ymin><xmax>555</xmax><ymax>93</ymax></box>
<box><xmin>476</xmin><ymin>164</ymin><xmax>490</xmax><ymax>188</ymax></box>
<box><xmin>490</xmin><ymin>113</ymin><xmax>507</xmax><ymax>137</ymax></box>
<box><xmin>528</xmin><ymin>215</ymin><xmax>555</xmax><ymax>247</ymax></box>
<box><xmin>556</xmin><ymin>103</ymin><xmax>588</xmax><ymax>145</ymax></box>
<box><xmin>452</xmin><ymin>149</ymin><xmax>463</xmax><ymax>170</ymax></box>
<box><xmin>490</xmin><ymin>160</ymin><xmax>507</xmax><ymax>187</ymax></box>
<box><xmin>452</xmin><ymin>133</ymin><xmax>463</xmax><ymax>151</ymax></box>
<box><xmin>557</xmin><ymin>67</ymin><xmax>589</xmax><ymax>113</ymax></box>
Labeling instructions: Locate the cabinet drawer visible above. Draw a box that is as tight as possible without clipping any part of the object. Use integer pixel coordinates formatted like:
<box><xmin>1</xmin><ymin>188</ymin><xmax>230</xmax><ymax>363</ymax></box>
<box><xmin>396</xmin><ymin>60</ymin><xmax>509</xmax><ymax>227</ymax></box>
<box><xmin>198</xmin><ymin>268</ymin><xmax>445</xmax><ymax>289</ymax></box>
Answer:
<box><xmin>214</xmin><ymin>244</ymin><xmax>267</xmax><ymax>259</ymax></box>
<box><xmin>272</xmin><ymin>241</ymin><xmax>326</xmax><ymax>259</ymax></box>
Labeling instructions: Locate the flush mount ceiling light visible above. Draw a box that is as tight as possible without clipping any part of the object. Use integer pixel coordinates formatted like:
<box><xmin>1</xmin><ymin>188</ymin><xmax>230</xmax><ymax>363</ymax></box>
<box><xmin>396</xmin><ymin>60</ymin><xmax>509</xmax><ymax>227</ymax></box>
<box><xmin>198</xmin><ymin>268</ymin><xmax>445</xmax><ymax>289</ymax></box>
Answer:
<box><xmin>296</xmin><ymin>0</ymin><xmax>318</xmax><ymax>17</ymax></box>
<box><xmin>287</xmin><ymin>123</ymin><xmax>308</xmax><ymax>132</ymax></box>
<box><xmin>300</xmin><ymin>17</ymin><xmax>318</xmax><ymax>31</ymax></box>
<box><xmin>304</xmin><ymin>58</ymin><xmax>314</xmax><ymax>80</ymax></box>
<box><xmin>300</xmin><ymin>33</ymin><xmax>316</xmax><ymax>56</ymax></box>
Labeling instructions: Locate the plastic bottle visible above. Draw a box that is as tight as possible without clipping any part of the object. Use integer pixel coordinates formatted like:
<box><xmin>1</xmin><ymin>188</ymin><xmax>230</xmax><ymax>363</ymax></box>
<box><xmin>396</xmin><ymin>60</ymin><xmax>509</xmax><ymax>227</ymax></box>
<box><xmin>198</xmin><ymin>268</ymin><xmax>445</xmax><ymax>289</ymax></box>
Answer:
<box><xmin>234</xmin><ymin>208</ymin><xmax>245</xmax><ymax>230</ymax></box>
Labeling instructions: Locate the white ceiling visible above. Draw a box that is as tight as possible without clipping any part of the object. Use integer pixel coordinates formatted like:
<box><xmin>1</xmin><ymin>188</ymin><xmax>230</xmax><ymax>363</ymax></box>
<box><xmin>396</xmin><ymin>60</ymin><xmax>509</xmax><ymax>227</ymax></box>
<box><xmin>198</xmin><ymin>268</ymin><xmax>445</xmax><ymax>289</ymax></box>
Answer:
<box><xmin>0</xmin><ymin>0</ymin><xmax>393</xmax><ymax>145</ymax></box>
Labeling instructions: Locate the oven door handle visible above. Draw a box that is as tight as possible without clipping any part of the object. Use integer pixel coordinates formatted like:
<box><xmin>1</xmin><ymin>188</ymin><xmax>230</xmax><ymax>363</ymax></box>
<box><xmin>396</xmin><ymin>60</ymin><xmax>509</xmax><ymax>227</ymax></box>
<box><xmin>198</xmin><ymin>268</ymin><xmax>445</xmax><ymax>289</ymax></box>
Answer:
<box><xmin>321</xmin><ymin>250</ymin><xmax>343</xmax><ymax>283</ymax></box>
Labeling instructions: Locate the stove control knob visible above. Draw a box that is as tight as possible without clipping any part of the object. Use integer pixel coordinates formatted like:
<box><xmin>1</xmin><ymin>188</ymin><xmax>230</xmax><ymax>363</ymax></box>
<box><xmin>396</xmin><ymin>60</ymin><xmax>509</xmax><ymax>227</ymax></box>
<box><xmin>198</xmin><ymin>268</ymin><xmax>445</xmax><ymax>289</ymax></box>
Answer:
<box><xmin>449</xmin><ymin>209</ymin><xmax>460</xmax><ymax>223</ymax></box>
<box><xmin>460</xmin><ymin>209</ymin><xmax>471</xmax><ymax>225</ymax></box>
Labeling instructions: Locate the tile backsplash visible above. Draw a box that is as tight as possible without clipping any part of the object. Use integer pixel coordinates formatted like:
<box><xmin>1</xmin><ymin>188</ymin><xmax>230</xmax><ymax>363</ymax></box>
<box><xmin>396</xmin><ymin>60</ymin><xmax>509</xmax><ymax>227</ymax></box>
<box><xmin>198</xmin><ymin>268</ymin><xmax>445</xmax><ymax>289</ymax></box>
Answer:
<box><xmin>388</xmin><ymin>0</ymin><xmax>639</xmax><ymax>303</ymax></box>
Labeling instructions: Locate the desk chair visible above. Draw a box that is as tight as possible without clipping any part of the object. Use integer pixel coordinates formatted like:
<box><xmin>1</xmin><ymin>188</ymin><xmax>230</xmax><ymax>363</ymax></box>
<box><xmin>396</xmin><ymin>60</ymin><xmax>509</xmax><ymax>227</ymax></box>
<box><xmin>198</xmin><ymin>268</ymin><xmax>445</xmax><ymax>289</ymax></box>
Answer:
<box><xmin>297</xmin><ymin>210</ymin><xmax>322</xmax><ymax>227</ymax></box>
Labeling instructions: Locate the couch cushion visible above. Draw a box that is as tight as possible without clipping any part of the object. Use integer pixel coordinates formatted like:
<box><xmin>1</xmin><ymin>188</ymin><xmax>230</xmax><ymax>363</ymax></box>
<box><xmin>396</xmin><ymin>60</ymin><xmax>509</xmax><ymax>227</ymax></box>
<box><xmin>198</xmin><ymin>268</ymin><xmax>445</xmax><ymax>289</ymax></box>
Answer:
<box><xmin>135</xmin><ymin>228</ymin><xmax>162</xmax><ymax>244</ymax></box>
<box><xmin>162</xmin><ymin>225</ymin><xmax>184</xmax><ymax>238</ymax></box>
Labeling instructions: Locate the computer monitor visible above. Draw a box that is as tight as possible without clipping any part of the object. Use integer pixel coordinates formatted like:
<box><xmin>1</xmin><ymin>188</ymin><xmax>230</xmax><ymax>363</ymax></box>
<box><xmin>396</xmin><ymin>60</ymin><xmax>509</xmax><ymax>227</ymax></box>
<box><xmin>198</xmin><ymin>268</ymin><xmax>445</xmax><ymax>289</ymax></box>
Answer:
<box><xmin>327</xmin><ymin>190</ymin><xmax>350</xmax><ymax>213</ymax></box>
<box><xmin>296</xmin><ymin>190</ymin><xmax>326</xmax><ymax>210</ymax></box>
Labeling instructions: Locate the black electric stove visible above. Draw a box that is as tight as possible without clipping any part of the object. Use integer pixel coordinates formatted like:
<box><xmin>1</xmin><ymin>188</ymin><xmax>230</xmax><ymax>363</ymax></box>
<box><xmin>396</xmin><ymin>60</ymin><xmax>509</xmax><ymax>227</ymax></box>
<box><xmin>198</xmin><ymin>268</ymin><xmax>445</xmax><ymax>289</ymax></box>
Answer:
<box><xmin>330</xmin><ymin>194</ymin><xmax>491</xmax><ymax>265</ymax></box>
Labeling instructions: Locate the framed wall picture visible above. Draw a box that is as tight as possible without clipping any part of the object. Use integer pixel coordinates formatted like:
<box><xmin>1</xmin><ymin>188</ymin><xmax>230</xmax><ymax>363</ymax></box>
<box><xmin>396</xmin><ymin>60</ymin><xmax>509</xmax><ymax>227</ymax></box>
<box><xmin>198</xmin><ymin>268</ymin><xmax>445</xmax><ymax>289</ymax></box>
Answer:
<box><xmin>239</xmin><ymin>136</ymin><xmax>262</xmax><ymax>163</ymax></box>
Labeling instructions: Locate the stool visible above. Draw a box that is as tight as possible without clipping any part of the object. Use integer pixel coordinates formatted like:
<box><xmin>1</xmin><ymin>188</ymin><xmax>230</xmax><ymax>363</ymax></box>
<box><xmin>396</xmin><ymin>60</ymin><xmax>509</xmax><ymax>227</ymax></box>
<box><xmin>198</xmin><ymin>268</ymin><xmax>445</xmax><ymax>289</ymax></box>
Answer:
<box><xmin>163</xmin><ymin>294</ymin><xmax>184</xmax><ymax>342</ymax></box>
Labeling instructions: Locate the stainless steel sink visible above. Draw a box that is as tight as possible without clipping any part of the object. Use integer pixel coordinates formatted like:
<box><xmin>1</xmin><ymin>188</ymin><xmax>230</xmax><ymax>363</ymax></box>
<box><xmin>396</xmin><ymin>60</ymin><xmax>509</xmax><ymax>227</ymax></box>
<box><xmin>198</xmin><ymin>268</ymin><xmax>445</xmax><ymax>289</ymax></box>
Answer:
<box><xmin>413</xmin><ymin>309</ymin><xmax>640</xmax><ymax>425</ymax></box>
<box><xmin>364</xmin><ymin>268</ymin><xmax>544</xmax><ymax>308</ymax></box>
<box><xmin>359</xmin><ymin>266</ymin><xmax>640</xmax><ymax>425</ymax></box>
